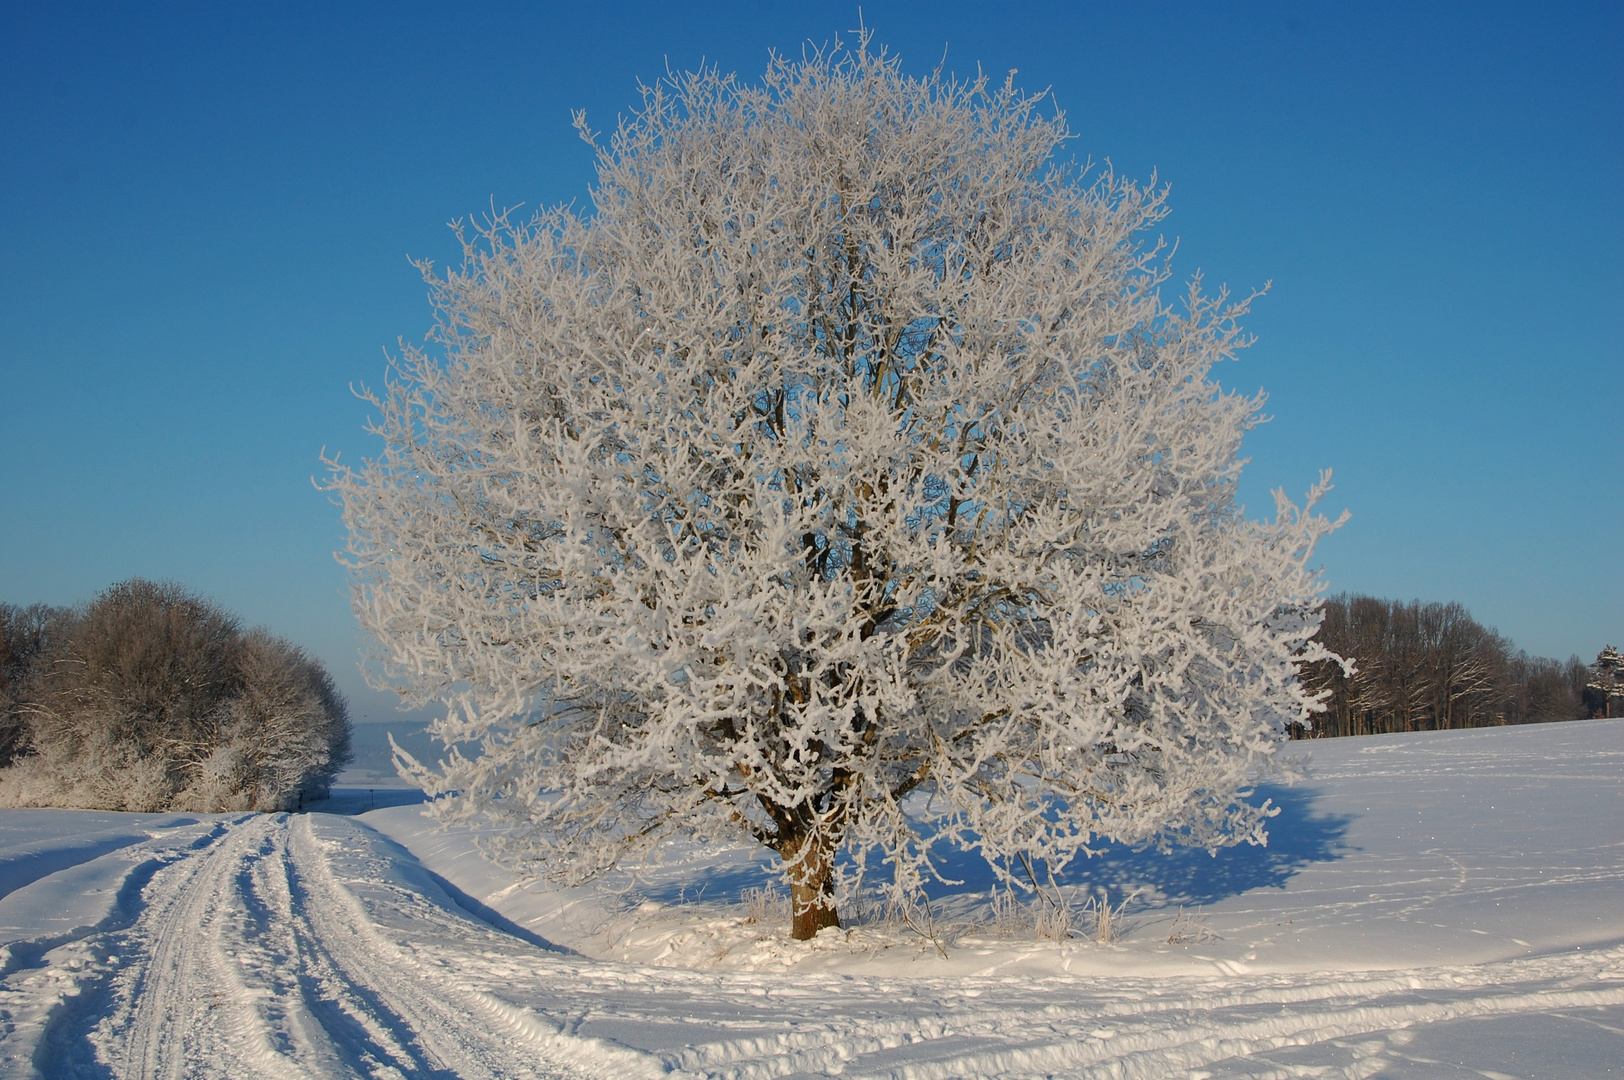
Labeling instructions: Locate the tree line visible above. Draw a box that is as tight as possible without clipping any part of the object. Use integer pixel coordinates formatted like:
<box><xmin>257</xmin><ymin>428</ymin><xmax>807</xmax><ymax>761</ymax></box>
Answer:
<box><xmin>1295</xmin><ymin>593</ymin><xmax>1612</xmax><ymax>738</ymax></box>
<box><xmin>0</xmin><ymin>579</ymin><xmax>351</xmax><ymax>811</ymax></box>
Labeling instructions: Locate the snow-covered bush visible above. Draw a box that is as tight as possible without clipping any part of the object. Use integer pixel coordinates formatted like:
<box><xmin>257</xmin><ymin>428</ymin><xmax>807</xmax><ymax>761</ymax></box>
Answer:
<box><xmin>330</xmin><ymin>34</ymin><xmax>1342</xmax><ymax>939</ymax></box>
<box><xmin>215</xmin><ymin>630</ymin><xmax>353</xmax><ymax>811</ymax></box>
<box><xmin>0</xmin><ymin>580</ymin><xmax>351</xmax><ymax>812</ymax></box>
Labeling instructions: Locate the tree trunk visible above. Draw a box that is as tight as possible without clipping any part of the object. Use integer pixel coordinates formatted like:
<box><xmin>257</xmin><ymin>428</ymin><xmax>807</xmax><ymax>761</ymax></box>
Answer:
<box><xmin>781</xmin><ymin>833</ymin><xmax>841</xmax><ymax>940</ymax></box>
<box><xmin>790</xmin><ymin>878</ymin><xmax>840</xmax><ymax>940</ymax></box>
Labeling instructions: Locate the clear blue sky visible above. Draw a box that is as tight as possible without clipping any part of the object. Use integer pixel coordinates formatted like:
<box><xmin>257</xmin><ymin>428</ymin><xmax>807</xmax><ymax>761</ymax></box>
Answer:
<box><xmin>2</xmin><ymin>2</ymin><xmax>1619</xmax><ymax>724</ymax></box>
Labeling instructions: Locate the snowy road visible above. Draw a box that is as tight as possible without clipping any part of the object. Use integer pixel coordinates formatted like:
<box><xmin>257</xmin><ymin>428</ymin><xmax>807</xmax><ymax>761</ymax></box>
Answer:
<box><xmin>2</xmin><ymin>815</ymin><xmax>1622</xmax><ymax>1078</ymax></box>
<box><xmin>4</xmin><ymin>723</ymin><xmax>1624</xmax><ymax>1077</ymax></box>
<box><xmin>1</xmin><ymin>813</ymin><xmax>600</xmax><ymax>1078</ymax></box>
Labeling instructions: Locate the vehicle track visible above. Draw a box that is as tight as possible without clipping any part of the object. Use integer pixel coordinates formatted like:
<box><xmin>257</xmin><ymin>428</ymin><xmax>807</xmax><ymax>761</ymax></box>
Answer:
<box><xmin>81</xmin><ymin>815</ymin><xmax>587</xmax><ymax>1079</ymax></box>
<box><xmin>11</xmin><ymin>810</ymin><xmax>1622</xmax><ymax>1079</ymax></box>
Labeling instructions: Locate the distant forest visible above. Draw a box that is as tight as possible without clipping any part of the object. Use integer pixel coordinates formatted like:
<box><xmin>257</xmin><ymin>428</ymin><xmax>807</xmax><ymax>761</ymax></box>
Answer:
<box><xmin>1296</xmin><ymin>593</ymin><xmax>1620</xmax><ymax>738</ymax></box>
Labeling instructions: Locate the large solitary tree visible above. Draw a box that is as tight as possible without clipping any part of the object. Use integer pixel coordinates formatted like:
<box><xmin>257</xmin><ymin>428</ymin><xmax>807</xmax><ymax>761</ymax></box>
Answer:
<box><xmin>331</xmin><ymin>36</ymin><xmax>1343</xmax><ymax>940</ymax></box>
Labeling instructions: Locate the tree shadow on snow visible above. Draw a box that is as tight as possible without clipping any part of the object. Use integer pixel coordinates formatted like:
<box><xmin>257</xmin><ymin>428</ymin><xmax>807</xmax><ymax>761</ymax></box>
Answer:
<box><xmin>570</xmin><ymin>783</ymin><xmax>1352</xmax><ymax>915</ymax></box>
<box><xmin>920</xmin><ymin>783</ymin><xmax>1354</xmax><ymax>909</ymax></box>
<box><xmin>619</xmin><ymin>853</ymin><xmax>782</xmax><ymax>907</ymax></box>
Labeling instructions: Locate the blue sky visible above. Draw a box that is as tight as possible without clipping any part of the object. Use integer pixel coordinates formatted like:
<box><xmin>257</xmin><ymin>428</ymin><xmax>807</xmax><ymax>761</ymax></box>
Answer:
<box><xmin>2</xmin><ymin>2</ymin><xmax>1618</xmax><ymax>724</ymax></box>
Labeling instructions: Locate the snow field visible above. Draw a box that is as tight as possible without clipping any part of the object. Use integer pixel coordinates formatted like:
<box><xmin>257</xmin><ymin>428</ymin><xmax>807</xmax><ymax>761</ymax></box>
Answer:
<box><xmin>366</xmin><ymin>719</ymin><xmax>1624</xmax><ymax>980</ymax></box>
<box><xmin>0</xmin><ymin>719</ymin><xmax>1620</xmax><ymax>1077</ymax></box>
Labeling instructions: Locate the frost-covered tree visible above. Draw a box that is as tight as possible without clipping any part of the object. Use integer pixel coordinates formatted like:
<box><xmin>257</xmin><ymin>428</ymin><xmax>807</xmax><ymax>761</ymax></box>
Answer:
<box><xmin>192</xmin><ymin>630</ymin><xmax>354</xmax><ymax>811</ymax></box>
<box><xmin>0</xmin><ymin>580</ymin><xmax>351</xmax><ymax>812</ymax></box>
<box><xmin>330</xmin><ymin>36</ymin><xmax>1343</xmax><ymax>939</ymax></box>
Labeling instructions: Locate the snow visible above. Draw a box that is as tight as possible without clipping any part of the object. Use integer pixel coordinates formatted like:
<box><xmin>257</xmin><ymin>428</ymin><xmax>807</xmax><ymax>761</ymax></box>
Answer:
<box><xmin>3</xmin><ymin>720</ymin><xmax>1622</xmax><ymax>1077</ymax></box>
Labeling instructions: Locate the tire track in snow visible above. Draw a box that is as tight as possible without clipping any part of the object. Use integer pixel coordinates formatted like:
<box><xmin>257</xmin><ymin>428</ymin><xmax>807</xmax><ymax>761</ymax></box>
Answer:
<box><xmin>92</xmin><ymin>817</ymin><xmax>318</xmax><ymax>1078</ymax></box>
<box><xmin>280</xmin><ymin>814</ymin><xmax>629</xmax><ymax>1079</ymax></box>
<box><xmin>75</xmin><ymin>815</ymin><xmax>593</xmax><ymax>1079</ymax></box>
<box><xmin>11</xmin><ymin>809</ymin><xmax>1624</xmax><ymax>1079</ymax></box>
<box><xmin>250</xmin><ymin>818</ymin><xmax>449</xmax><ymax>1078</ymax></box>
<box><xmin>0</xmin><ymin>818</ymin><xmax>237</xmax><ymax>1077</ymax></box>
<box><xmin>633</xmin><ymin>945</ymin><xmax>1624</xmax><ymax>1079</ymax></box>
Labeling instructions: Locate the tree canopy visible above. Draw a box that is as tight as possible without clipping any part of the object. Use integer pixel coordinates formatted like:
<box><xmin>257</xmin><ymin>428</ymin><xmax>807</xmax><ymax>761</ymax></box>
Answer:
<box><xmin>331</xmin><ymin>35</ymin><xmax>1342</xmax><ymax>938</ymax></box>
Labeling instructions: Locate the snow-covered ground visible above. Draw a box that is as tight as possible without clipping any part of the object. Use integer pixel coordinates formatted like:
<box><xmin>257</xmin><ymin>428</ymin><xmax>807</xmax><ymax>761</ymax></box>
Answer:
<box><xmin>2</xmin><ymin>721</ymin><xmax>1622</xmax><ymax>1078</ymax></box>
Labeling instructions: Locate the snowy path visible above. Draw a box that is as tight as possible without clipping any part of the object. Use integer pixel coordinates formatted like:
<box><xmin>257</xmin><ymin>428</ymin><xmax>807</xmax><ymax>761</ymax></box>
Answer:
<box><xmin>0</xmin><ymin>813</ymin><xmax>612</xmax><ymax>1078</ymax></box>
<box><xmin>3</xmin><ymin>721</ymin><xmax>1623</xmax><ymax>1077</ymax></box>
<box><xmin>1</xmin><ymin>815</ymin><xmax>1621</xmax><ymax>1078</ymax></box>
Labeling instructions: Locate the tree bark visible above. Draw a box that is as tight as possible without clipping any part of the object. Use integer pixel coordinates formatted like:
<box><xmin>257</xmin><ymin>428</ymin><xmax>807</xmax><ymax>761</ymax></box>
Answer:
<box><xmin>781</xmin><ymin>832</ymin><xmax>841</xmax><ymax>940</ymax></box>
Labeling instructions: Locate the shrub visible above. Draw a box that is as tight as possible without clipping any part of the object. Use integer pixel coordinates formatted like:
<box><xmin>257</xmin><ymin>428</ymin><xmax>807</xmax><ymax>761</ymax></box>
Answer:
<box><xmin>0</xmin><ymin>580</ymin><xmax>351</xmax><ymax>811</ymax></box>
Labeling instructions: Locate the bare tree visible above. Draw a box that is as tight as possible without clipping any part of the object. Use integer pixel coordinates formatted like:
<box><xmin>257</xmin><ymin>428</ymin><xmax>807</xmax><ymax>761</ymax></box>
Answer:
<box><xmin>0</xmin><ymin>603</ymin><xmax>66</xmax><ymax>767</ymax></box>
<box><xmin>1419</xmin><ymin>603</ymin><xmax>1502</xmax><ymax>731</ymax></box>
<box><xmin>1299</xmin><ymin>593</ymin><xmax>1592</xmax><ymax>736</ymax></box>
<box><xmin>222</xmin><ymin>631</ymin><xmax>353</xmax><ymax>810</ymax></box>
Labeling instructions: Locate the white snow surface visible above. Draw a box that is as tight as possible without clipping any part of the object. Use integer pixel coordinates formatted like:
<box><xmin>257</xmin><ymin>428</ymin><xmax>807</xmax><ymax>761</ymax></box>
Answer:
<box><xmin>2</xmin><ymin>720</ymin><xmax>1622</xmax><ymax>1078</ymax></box>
